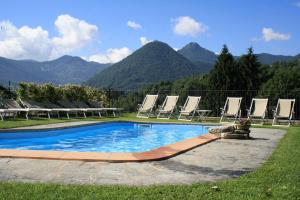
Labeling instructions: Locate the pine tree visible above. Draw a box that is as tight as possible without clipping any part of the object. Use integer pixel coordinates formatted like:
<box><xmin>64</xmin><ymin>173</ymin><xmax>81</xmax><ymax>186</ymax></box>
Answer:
<box><xmin>237</xmin><ymin>47</ymin><xmax>261</xmax><ymax>91</ymax></box>
<box><xmin>208</xmin><ymin>45</ymin><xmax>237</xmax><ymax>114</ymax></box>
<box><xmin>209</xmin><ymin>45</ymin><xmax>237</xmax><ymax>90</ymax></box>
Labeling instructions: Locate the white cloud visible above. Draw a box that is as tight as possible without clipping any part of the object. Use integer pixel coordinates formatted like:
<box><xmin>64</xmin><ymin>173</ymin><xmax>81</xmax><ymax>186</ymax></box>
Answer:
<box><xmin>262</xmin><ymin>27</ymin><xmax>290</xmax><ymax>42</ymax></box>
<box><xmin>0</xmin><ymin>14</ymin><xmax>98</xmax><ymax>61</ymax></box>
<box><xmin>0</xmin><ymin>21</ymin><xmax>52</xmax><ymax>60</ymax></box>
<box><xmin>127</xmin><ymin>20</ymin><xmax>142</xmax><ymax>29</ymax></box>
<box><xmin>173</xmin><ymin>16</ymin><xmax>207</xmax><ymax>37</ymax></box>
<box><xmin>51</xmin><ymin>14</ymin><xmax>98</xmax><ymax>58</ymax></box>
<box><xmin>84</xmin><ymin>47</ymin><xmax>131</xmax><ymax>64</ymax></box>
<box><xmin>140</xmin><ymin>36</ymin><xmax>152</xmax><ymax>45</ymax></box>
<box><xmin>294</xmin><ymin>1</ymin><xmax>300</xmax><ymax>8</ymax></box>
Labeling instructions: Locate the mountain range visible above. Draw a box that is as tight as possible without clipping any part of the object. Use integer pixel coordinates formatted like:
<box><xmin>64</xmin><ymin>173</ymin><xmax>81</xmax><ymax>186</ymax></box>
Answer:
<box><xmin>0</xmin><ymin>41</ymin><xmax>298</xmax><ymax>89</ymax></box>
<box><xmin>0</xmin><ymin>56</ymin><xmax>109</xmax><ymax>85</ymax></box>
<box><xmin>87</xmin><ymin>41</ymin><xmax>207</xmax><ymax>89</ymax></box>
<box><xmin>88</xmin><ymin>41</ymin><xmax>297</xmax><ymax>89</ymax></box>
<box><xmin>178</xmin><ymin>42</ymin><xmax>294</xmax><ymax>65</ymax></box>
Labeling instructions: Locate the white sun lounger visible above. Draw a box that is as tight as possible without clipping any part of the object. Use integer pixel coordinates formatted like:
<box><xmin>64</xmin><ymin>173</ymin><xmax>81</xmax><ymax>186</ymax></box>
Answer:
<box><xmin>0</xmin><ymin>99</ymin><xmax>30</xmax><ymax>120</ymax></box>
<box><xmin>220</xmin><ymin>97</ymin><xmax>242</xmax><ymax>123</ymax></box>
<box><xmin>157</xmin><ymin>95</ymin><xmax>179</xmax><ymax>119</ymax></box>
<box><xmin>178</xmin><ymin>96</ymin><xmax>201</xmax><ymax>121</ymax></box>
<box><xmin>20</xmin><ymin>99</ymin><xmax>52</xmax><ymax>119</ymax></box>
<box><xmin>57</xmin><ymin>100</ymin><xmax>88</xmax><ymax>118</ymax></box>
<box><xmin>272</xmin><ymin>99</ymin><xmax>295</xmax><ymax>127</ymax></box>
<box><xmin>247</xmin><ymin>98</ymin><xmax>268</xmax><ymax>125</ymax></box>
<box><xmin>0</xmin><ymin>109</ymin><xmax>4</xmax><ymax>121</ymax></box>
<box><xmin>86</xmin><ymin>101</ymin><xmax>123</xmax><ymax>117</ymax></box>
<box><xmin>137</xmin><ymin>94</ymin><xmax>158</xmax><ymax>118</ymax></box>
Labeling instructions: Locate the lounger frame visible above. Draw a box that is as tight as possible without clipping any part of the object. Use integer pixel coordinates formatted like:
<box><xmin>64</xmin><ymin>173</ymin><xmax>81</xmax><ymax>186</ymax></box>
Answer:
<box><xmin>157</xmin><ymin>96</ymin><xmax>179</xmax><ymax>119</ymax></box>
<box><xmin>136</xmin><ymin>95</ymin><xmax>158</xmax><ymax>118</ymax></box>
<box><xmin>247</xmin><ymin>98</ymin><xmax>268</xmax><ymax>125</ymax></box>
<box><xmin>178</xmin><ymin>96</ymin><xmax>201</xmax><ymax>121</ymax></box>
<box><xmin>220</xmin><ymin>97</ymin><xmax>242</xmax><ymax>123</ymax></box>
<box><xmin>272</xmin><ymin>99</ymin><xmax>295</xmax><ymax>127</ymax></box>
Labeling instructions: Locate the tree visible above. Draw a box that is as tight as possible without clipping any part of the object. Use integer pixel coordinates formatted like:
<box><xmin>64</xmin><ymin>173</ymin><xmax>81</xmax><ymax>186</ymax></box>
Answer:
<box><xmin>209</xmin><ymin>45</ymin><xmax>238</xmax><ymax>91</ymax></box>
<box><xmin>236</xmin><ymin>47</ymin><xmax>261</xmax><ymax>91</ymax></box>
<box><xmin>208</xmin><ymin>45</ymin><xmax>237</xmax><ymax>113</ymax></box>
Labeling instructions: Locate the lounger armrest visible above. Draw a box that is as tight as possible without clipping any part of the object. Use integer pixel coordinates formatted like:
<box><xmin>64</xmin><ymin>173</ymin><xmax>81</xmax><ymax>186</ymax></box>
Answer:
<box><xmin>272</xmin><ymin>109</ymin><xmax>277</xmax><ymax>117</ymax></box>
<box><xmin>220</xmin><ymin>107</ymin><xmax>225</xmax><ymax>114</ymax></box>
<box><xmin>137</xmin><ymin>104</ymin><xmax>142</xmax><ymax>110</ymax></box>
<box><xmin>246</xmin><ymin>109</ymin><xmax>251</xmax><ymax>116</ymax></box>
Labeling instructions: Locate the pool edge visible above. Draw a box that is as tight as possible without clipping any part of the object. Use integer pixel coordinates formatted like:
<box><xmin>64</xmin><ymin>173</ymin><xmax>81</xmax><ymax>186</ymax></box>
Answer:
<box><xmin>0</xmin><ymin>133</ymin><xmax>220</xmax><ymax>162</ymax></box>
<box><xmin>0</xmin><ymin>120</ymin><xmax>220</xmax><ymax>132</ymax></box>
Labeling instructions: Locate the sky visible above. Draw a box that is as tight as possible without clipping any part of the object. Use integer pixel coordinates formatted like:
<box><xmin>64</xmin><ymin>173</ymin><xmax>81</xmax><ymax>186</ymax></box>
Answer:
<box><xmin>0</xmin><ymin>0</ymin><xmax>299</xmax><ymax>63</ymax></box>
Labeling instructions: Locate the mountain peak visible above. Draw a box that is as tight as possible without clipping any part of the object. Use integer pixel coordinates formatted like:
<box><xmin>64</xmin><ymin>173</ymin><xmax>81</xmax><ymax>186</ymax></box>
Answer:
<box><xmin>87</xmin><ymin>40</ymin><xmax>205</xmax><ymax>90</ymax></box>
<box><xmin>178</xmin><ymin>42</ymin><xmax>217</xmax><ymax>64</ymax></box>
<box><xmin>142</xmin><ymin>40</ymin><xmax>171</xmax><ymax>49</ymax></box>
<box><xmin>184</xmin><ymin>42</ymin><xmax>201</xmax><ymax>48</ymax></box>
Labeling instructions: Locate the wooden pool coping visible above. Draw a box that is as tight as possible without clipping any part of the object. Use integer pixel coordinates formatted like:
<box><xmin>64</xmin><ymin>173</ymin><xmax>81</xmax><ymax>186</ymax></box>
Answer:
<box><xmin>0</xmin><ymin>133</ymin><xmax>219</xmax><ymax>162</ymax></box>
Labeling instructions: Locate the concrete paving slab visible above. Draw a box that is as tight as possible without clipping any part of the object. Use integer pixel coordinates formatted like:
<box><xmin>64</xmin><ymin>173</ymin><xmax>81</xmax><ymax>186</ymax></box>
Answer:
<box><xmin>0</xmin><ymin>128</ymin><xmax>286</xmax><ymax>185</ymax></box>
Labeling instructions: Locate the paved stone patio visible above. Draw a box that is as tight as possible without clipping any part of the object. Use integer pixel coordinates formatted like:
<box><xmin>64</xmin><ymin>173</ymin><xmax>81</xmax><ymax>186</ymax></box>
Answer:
<box><xmin>0</xmin><ymin>128</ymin><xmax>285</xmax><ymax>185</ymax></box>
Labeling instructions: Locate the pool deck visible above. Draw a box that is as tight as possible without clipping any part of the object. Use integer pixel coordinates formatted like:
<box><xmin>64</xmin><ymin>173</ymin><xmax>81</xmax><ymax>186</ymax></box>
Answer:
<box><xmin>0</xmin><ymin>123</ymin><xmax>286</xmax><ymax>185</ymax></box>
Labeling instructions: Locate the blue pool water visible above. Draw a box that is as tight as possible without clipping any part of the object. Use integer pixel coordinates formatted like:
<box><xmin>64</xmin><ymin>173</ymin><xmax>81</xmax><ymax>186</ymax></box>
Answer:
<box><xmin>0</xmin><ymin>122</ymin><xmax>210</xmax><ymax>152</ymax></box>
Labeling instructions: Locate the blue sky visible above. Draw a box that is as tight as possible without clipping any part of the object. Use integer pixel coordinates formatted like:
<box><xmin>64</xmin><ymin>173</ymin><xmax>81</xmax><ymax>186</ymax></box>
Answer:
<box><xmin>0</xmin><ymin>0</ymin><xmax>299</xmax><ymax>63</ymax></box>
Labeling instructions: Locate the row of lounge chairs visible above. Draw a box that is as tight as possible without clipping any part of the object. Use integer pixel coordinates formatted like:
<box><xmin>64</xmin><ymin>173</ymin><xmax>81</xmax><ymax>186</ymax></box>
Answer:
<box><xmin>0</xmin><ymin>98</ymin><xmax>122</xmax><ymax>120</ymax></box>
<box><xmin>137</xmin><ymin>95</ymin><xmax>201</xmax><ymax>121</ymax></box>
<box><xmin>221</xmin><ymin>97</ymin><xmax>295</xmax><ymax>126</ymax></box>
<box><xmin>137</xmin><ymin>95</ymin><xmax>296</xmax><ymax>126</ymax></box>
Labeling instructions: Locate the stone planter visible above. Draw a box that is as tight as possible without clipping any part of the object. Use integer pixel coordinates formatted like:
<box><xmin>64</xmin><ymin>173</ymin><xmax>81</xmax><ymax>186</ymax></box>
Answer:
<box><xmin>209</xmin><ymin>119</ymin><xmax>251</xmax><ymax>139</ymax></box>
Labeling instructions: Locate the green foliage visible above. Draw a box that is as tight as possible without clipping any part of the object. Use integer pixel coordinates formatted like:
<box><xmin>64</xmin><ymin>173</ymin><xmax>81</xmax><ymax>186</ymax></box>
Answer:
<box><xmin>259</xmin><ymin>60</ymin><xmax>300</xmax><ymax>105</ymax></box>
<box><xmin>0</xmin><ymin>85</ymin><xmax>16</xmax><ymax>99</ymax></box>
<box><xmin>237</xmin><ymin>48</ymin><xmax>261</xmax><ymax>91</ymax></box>
<box><xmin>16</xmin><ymin>82</ymin><xmax>108</xmax><ymax>105</ymax></box>
<box><xmin>209</xmin><ymin>45</ymin><xmax>238</xmax><ymax>91</ymax></box>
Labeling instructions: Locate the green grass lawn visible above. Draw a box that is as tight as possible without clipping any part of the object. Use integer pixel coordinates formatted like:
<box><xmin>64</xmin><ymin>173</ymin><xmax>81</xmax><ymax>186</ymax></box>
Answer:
<box><xmin>0</xmin><ymin>115</ymin><xmax>299</xmax><ymax>199</ymax></box>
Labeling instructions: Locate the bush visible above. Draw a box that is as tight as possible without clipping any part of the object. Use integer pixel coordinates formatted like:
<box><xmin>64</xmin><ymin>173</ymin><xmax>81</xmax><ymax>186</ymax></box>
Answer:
<box><xmin>16</xmin><ymin>82</ymin><xmax>108</xmax><ymax>105</ymax></box>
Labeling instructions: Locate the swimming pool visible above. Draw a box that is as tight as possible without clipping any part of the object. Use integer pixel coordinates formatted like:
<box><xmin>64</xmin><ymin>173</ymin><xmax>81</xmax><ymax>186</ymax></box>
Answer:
<box><xmin>0</xmin><ymin>122</ymin><xmax>210</xmax><ymax>152</ymax></box>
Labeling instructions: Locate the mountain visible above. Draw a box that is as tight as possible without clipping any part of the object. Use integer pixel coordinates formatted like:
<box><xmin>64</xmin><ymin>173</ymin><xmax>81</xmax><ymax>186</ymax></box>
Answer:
<box><xmin>178</xmin><ymin>42</ymin><xmax>217</xmax><ymax>64</ymax></box>
<box><xmin>294</xmin><ymin>54</ymin><xmax>300</xmax><ymax>61</ymax></box>
<box><xmin>255</xmin><ymin>53</ymin><xmax>294</xmax><ymax>65</ymax></box>
<box><xmin>87</xmin><ymin>41</ymin><xmax>208</xmax><ymax>90</ymax></box>
<box><xmin>0</xmin><ymin>56</ymin><xmax>109</xmax><ymax>85</ymax></box>
<box><xmin>178</xmin><ymin>42</ymin><xmax>295</xmax><ymax>65</ymax></box>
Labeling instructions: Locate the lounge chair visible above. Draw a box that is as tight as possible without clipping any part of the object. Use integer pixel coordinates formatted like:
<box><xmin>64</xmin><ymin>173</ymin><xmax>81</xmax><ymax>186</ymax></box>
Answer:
<box><xmin>0</xmin><ymin>99</ymin><xmax>29</xmax><ymax>120</ymax></box>
<box><xmin>0</xmin><ymin>109</ymin><xmax>4</xmax><ymax>121</ymax></box>
<box><xmin>87</xmin><ymin>101</ymin><xmax>123</xmax><ymax>117</ymax></box>
<box><xmin>57</xmin><ymin>100</ymin><xmax>88</xmax><ymax>118</ymax></box>
<box><xmin>20</xmin><ymin>99</ymin><xmax>52</xmax><ymax>119</ymax></box>
<box><xmin>137</xmin><ymin>94</ymin><xmax>158</xmax><ymax>118</ymax></box>
<box><xmin>73</xmin><ymin>101</ymin><xmax>103</xmax><ymax>117</ymax></box>
<box><xmin>178</xmin><ymin>96</ymin><xmax>201</xmax><ymax>121</ymax></box>
<box><xmin>272</xmin><ymin>99</ymin><xmax>295</xmax><ymax>127</ymax></box>
<box><xmin>42</xmin><ymin>101</ymin><xmax>73</xmax><ymax>119</ymax></box>
<box><xmin>247</xmin><ymin>98</ymin><xmax>268</xmax><ymax>125</ymax></box>
<box><xmin>220</xmin><ymin>97</ymin><xmax>242</xmax><ymax>123</ymax></box>
<box><xmin>157</xmin><ymin>95</ymin><xmax>179</xmax><ymax>119</ymax></box>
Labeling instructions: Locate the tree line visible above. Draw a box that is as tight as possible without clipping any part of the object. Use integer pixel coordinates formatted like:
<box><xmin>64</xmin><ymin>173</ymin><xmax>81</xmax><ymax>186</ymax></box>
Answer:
<box><xmin>111</xmin><ymin>45</ymin><xmax>300</xmax><ymax>118</ymax></box>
